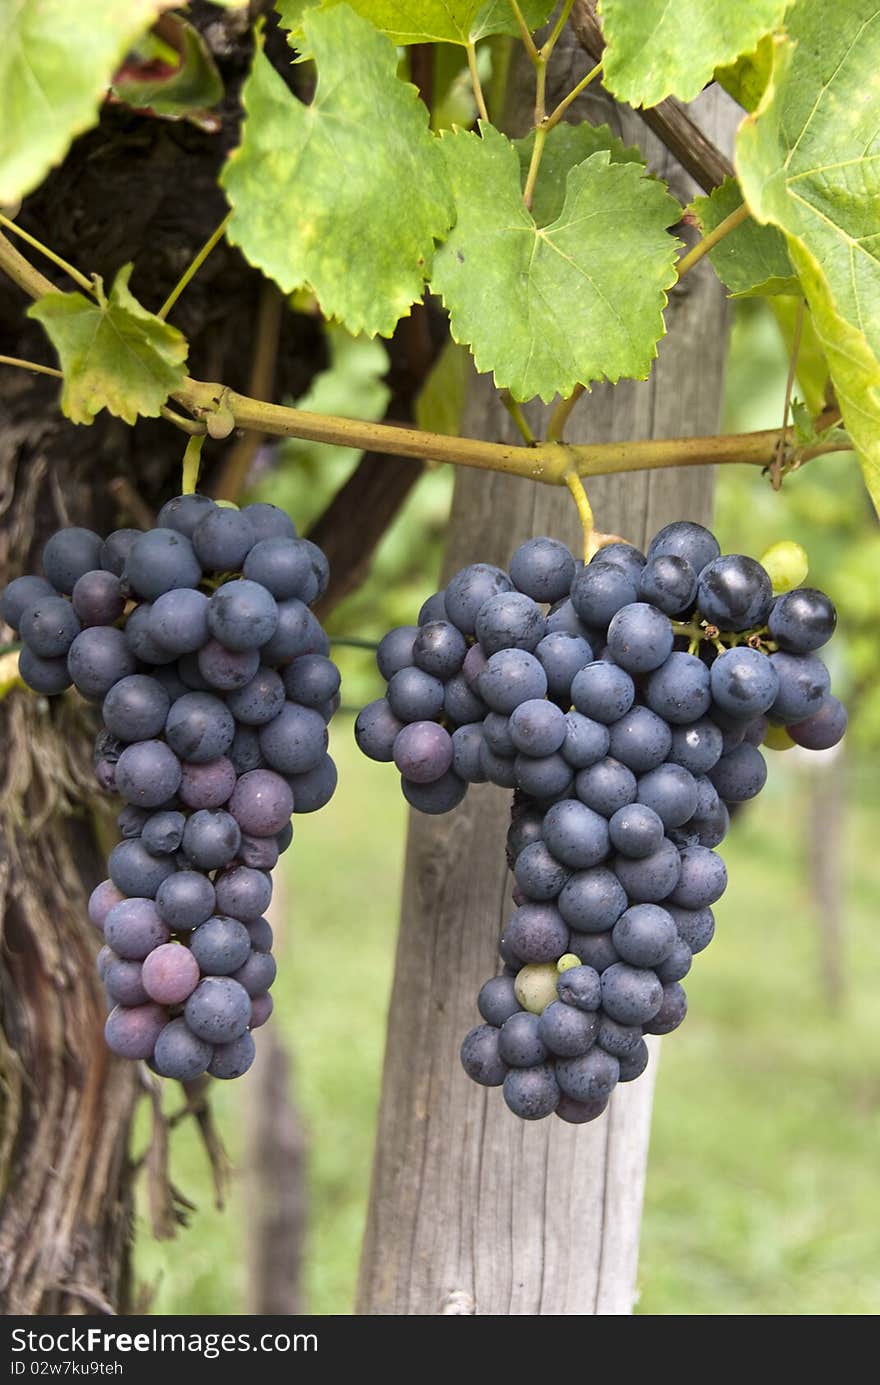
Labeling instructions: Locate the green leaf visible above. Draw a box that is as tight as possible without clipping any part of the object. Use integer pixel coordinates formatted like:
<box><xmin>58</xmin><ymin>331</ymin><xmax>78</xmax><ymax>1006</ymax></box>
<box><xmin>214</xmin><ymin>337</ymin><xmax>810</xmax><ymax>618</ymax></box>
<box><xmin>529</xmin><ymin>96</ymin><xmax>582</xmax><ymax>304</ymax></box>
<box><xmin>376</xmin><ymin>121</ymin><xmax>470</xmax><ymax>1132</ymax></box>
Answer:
<box><xmin>27</xmin><ymin>265</ymin><xmax>188</xmax><ymax>426</ymax></box>
<box><xmin>515</xmin><ymin>122</ymin><xmax>644</xmax><ymax>228</ymax></box>
<box><xmin>221</xmin><ymin>9</ymin><xmax>453</xmax><ymax>338</ymax></box>
<box><xmin>600</xmin><ymin>0</ymin><xmax>790</xmax><ymax>107</ymax></box>
<box><xmin>790</xmin><ymin>399</ymin><xmax>848</xmax><ymax>451</ymax></box>
<box><xmin>691</xmin><ymin>177</ymin><xmax>797</xmax><ymax>297</ymax></box>
<box><xmin>431</xmin><ymin>125</ymin><xmax>681</xmax><ymax>403</ymax></box>
<box><xmin>110</xmin><ymin>15</ymin><xmax>223</xmax><ymax>129</ymax></box>
<box><xmin>714</xmin><ymin>32</ymin><xmax>778</xmax><ymax>112</ymax></box>
<box><xmin>0</xmin><ymin>0</ymin><xmax>174</xmax><ymax>202</ymax></box>
<box><xmin>736</xmin><ymin>0</ymin><xmax>880</xmax><ymax>513</ymax></box>
<box><xmin>275</xmin><ymin>0</ymin><xmax>553</xmax><ymax>44</ymax></box>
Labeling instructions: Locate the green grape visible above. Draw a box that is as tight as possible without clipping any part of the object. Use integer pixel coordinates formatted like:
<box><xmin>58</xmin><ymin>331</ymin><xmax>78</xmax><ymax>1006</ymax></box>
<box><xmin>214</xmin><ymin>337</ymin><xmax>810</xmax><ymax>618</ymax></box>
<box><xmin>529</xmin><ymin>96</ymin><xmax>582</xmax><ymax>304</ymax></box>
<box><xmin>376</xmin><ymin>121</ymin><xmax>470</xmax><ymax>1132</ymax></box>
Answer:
<box><xmin>556</xmin><ymin>953</ymin><xmax>582</xmax><ymax>973</ymax></box>
<box><xmin>760</xmin><ymin>540</ymin><xmax>808</xmax><ymax>595</ymax></box>
<box><xmin>514</xmin><ymin>962</ymin><xmax>560</xmax><ymax>1014</ymax></box>
<box><xmin>763</xmin><ymin>723</ymin><xmax>796</xmax><ymax>752</ymax></box>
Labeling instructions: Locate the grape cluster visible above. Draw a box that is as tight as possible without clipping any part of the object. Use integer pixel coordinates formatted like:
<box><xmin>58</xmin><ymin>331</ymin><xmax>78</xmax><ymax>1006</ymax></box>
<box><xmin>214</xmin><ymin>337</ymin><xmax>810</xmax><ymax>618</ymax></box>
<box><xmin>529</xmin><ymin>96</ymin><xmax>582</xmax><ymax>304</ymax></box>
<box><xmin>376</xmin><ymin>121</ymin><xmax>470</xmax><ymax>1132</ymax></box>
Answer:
<box><xmin>356</xmin><ymin>522</ymin><xmax>845</xmax><ymax>1123</ymax></box>
<box><xmin>2</xmin><ymin>496</ymin><xmax>339</xmax><ymax>1082</ymax></box>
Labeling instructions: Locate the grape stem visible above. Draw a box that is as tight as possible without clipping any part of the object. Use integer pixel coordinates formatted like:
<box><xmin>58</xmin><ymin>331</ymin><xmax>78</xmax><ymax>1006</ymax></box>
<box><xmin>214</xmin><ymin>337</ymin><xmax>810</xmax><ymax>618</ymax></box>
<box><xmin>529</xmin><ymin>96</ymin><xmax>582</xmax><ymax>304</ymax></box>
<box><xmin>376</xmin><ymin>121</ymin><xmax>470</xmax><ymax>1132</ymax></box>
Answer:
<box><xmin>0</xmin><ymin>214</ymin><xmax>96</xmax><ymax>295</ymax></box>
<box><xmin>0</xmin><ymin>220</ymin><xmax>854</xmax><ymax>489</ymax></box>
<box><xmin>565</xmin><ymin>470</ymin><xmax>595</xmax><ymax>560</ymax></box>
<box><xmin>157</xmin><ymin>211</ymin><xmax>232</xmax><ymax>321</ymax></box>
<box><xmin>466</xmin><ymin>41</ymin><xmax>490</xmax><ymax>124</ymax></box>
<box><xmin>500</xmin><ymin>390</ymin><xmax>536</xmax><ymax>444</ymax></box>
<box><xmin>675</xmin><ymin>202</ymin><xmax>750</xmax><ymax>280</ymax></box>
<box><xmin>181</xmin><ymin>433</ymin><xmax>205</xmax><ymax>495</ymax></box>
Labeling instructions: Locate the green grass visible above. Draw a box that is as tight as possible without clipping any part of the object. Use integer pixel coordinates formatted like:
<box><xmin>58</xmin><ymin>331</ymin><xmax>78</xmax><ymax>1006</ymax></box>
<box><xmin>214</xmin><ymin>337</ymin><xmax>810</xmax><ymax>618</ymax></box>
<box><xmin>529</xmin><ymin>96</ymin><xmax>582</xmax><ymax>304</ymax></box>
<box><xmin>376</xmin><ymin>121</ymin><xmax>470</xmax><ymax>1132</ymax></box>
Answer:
<box><xmin>134</xmin><ymin>726</ymin><xmax>880</xmax><ymax>1316</ymax></box>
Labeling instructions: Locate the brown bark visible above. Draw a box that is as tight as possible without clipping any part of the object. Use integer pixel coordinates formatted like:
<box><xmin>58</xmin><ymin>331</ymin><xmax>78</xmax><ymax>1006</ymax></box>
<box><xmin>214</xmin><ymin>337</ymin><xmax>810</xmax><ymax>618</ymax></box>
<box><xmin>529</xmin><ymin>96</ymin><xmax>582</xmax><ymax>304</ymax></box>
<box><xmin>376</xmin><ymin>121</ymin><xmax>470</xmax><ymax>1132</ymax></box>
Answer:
<box><xmin>0</xmin><ymin>11</ymin><xmax>324</xmax><ymax>1314</ymax></box>
<box><xmin>357</xmin><ymin>56</ymin><xmax>739</xmax><ymax>1314</ymax></box>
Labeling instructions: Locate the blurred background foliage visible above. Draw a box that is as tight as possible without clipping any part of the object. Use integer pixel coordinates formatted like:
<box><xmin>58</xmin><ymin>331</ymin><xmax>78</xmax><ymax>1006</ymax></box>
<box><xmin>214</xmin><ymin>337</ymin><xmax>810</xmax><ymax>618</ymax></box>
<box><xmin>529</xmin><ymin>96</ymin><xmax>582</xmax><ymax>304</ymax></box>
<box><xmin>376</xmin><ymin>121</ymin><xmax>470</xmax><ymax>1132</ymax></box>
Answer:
<box><xmin>134</xmin><ymin>294</ymin><xmax>880</xmax><ymax>1316</ymax></box>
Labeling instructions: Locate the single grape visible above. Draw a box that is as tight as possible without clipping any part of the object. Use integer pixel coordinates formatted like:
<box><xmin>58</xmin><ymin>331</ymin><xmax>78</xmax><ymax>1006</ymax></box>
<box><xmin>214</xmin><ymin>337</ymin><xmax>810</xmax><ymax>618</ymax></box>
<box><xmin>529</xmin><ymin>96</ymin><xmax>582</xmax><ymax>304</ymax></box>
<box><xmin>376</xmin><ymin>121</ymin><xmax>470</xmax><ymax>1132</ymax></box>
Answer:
<box><xmin>538</xmin><ymin>1000</ymin><xmax>597</xmax><ymax>1057</ymax></box>
<box><xmin>142</xmin><ymin>810</ymin><xmax>186</xmax><ymax>856</ymax></box>
<box><xmin>190</xmin><ymin>916</ymin><xmax>252</xmax><ymax>975</ymax></box>
<box><xmin>508</xmin><ymin>699</ymin><xmax>566</xmax><ymax>757</ymax></box>
<box><xmin>1</xmin><ymin>574</ymin><xmax>55</xmax><ymax>629</ymax></box>
<box><xmin>242</xmin><ymin>502</ymin><xmax>297</xmax><ymax>544</ymax></box>
<box><xmin>608</xmin><ymin>706</ymin><xmax>672</xmax><ymax>773</ymax></box>
<box><xmin>647</xmin><ymin>521</ymin><xmax>719</xmax><ymax>575</ymax></box>
<box><xmin>259</xmin><ymin>704</ymin><xmax>328</xmax><ymax>776</ymax></box>
<box><xmin>668</xmin><ymin>845</ymin><xmax>727</xmax><ymax>909</ymax></box>
<box><xmin>207</xmin><ymin>580</ymin><xmax>279</xmax><ymax>652</ymax></box>
<box><xmin>104</xmin><ymin>897</ymin><xmax>170</xmax><ymax>960</ymax></box>
<box><xmin>243</xmin><ymin>537</ymin><xmax>316</xmax><ymax>601</ymax></box>
<box><xmin>71</xmin><ymin>570</ymin><xmax>125</xmax><ymax>628</ymax></box>
<box><xmin>708</xmin><ymin>742</ymin><xmax>767</xmax><ymax>802</ymax></box>
<box><xmin>558</xmin><ymin>867</ymin><xmax>628</xmax><ymax>934</ymax></box>
<box><xmin>666</xmin><ymin>904</ymin><xmax>714</xmax><ymax>954</ymax></box>
<box><xmin>197</xmin><ymin>639</ymin><xmax>261</xmax><ymax>692</ymax></box>
<box><xmin>238</xmin><ymin>833</ymin><xmax>280</xmax><ymax>871</ymax></box>
<box><xmin>401</xmin><ymin>768</ymin><xmax>466</xmax><ymax>814</ymax></box>
<box><xmin>229</xmin><ymin>725</ymin><xmax>264</xmax><ymax>776</ymax></box>
<box><xmin>192</xmin><ymin>508</ymin><xmax>257</xmax><ymax>572</ymax></box>
<box><xmin>19</xmin><ymin>647</ymin><xmax>73</xmax><ymax>694</ymax></box>
<box><xmin>355</xmin><ymin>698</ymin><xmax>405</xmax><ymax>762</ymax></box>
<box><xmin>412</xmin><ymin>620</ymin><xmax>468</xmax><ymax>679</ymax></box>
<box><xmin>444</xmin><ymin>564</ymin><xmax>512</xmax><ymax>635</ymax></box>
<box><xmin>600</xmin><ymin>962</ymin><xmax>663</xmax><ymax>1025</ymax></box>
<box><xmin>68</xmin><ymin>627</ymin><xmax>136</xmax><ymax>699</ymax></box>
<box><xmin>141</xmin><ymin>943</ymin><xmax>200</xmax><ymax>1004</ymax></box>
<box><xmin>787</xmin><ymin>695</ymin><xmax>847</xmax><ymax>750</ymax></box>
<box><xmin>228</xmin><ymin>768</ymin><xmax>293</xmax><ymax>838</ymax></box>
<box><xmin>514</xmin><ymin>841</ymin><xmax>571</xmax><ymax>902</ymax></box>
<box><xmin>644</xmin><ymin>981</ymin><xmax>688</xmax><ymax>1035</ymax></box>
<box><xmin>613</xmin><ymin>839</ymin><xmax>681</xmax><ymax>903</ymax></box>
<box><xmin>478</xmin><ymin>974</ymin><xmax>522</xmax><ymax>1026</ymax></box>
<box><xmin>282</xmin><ymin>655</ymin><xmax>340</xmax><ymax>710</ymax></box>
<box><xmin>452</xmin><ymin>724</ymin><xmax>488</xmax><ymax>783</ymax></box>
<box><xmin>233</xmin><ymin>949</ymin><xmax>277</xmax><ymax>997</ymax></box>
<box><xmin>287</xmin><ymin>754</ymin><xmax>338</xmax><ymax>813</ymax></box>
<box><xmin>209</xmin><ymin>1031</ymin><xmax>257</xmax><ymax>1080</ymax></box>
<box><xmin>147</xmin><ymin>588</ymin><xmax>210</xmax><ymax>655</ymax></box>
<box><xmin>768</xmin><ymin>587</ymin><xmax>836</xmax><ymax>653</ymax></box>
<box><xmin>509</xmin><ymin>537</ymin><xmax>576</xmax><ymax>603</ymax></box>
<box><xmin>541</xmin><ymin>799</ymin><xmax>610</xmax><ymax>870</ymax></box>
<box><xmin>152</xmin><ymin>1018</ymin><xmax>213</xmax><ymax>1080</ymax></box>
<box><xmin>636</xmin><ymin>764</ymin><xmax>698</xmax><ymax>829</ymax></box>
<box><xmin>483</xmin><ymin>712</ymin><xmax>514</xmax><ymax>756</ymax></box>
<box><xmin>644</xmin><ymin>652</ymin><xmax>712</xmax><ymax>725</ymax></box>
<box><xmin>165</xmin><ymin>692</ymin><xmax>235</xmax><ymax>764</ymax></box>
<box><xmin>697</xmin><ymin>554</ymin><xmax>773</xmax><ymax>632</ymax></box>
<box><xmin>115</xmin><ymin>740</ymin><xmax>181</xmax><ymax>807</ymax></box>
<box><xmin>504</xmin><ymin>902</ymin><xmax>569</xmax><ymax>963</ymax></box>
<box><xmin>478</xmin><ymin>649</ymin><xmax>548</xmax><ymax>715</ymax></box>
<box><xmin>475</xmin><ymin>591</ymin><xmax>547</xmax><ymax>656</ymax></box>
<box><xmin>555</xmin><ymin>1047</ymin><xmax>619</xmax><ymax>1103</ymax></box>
<box><xmin>42</xmin><ymin>527</ymin><xmax>103</xmax><ymax>594</ymax></box>
<box><xmin>638</xmin><ymin>554</ymin><xmax>697</xmax><ymax>616</ymax></box>
<box><xmin>710</xmin><ymin>646</ymin><xmax>780</xmax><ymax>719</ymax></box>
<box><xmin>545</xmin><ymin>598</ymin><xmax>592</xmax><ymax>640</ymax></box>
<box><xmin>606</xmin><ymin>603</ymin><xmax>674</xmax><ymax>674</ymax></box>
<box><xmin>570</xmin><ymin>562</ymin><xmax>638</xmax><ymax>627</ymax></box>
<box><xmin>667</xmin><ymin>718</ymin><xmax>723</xmax><ymax>774</ymax></box>
<box><xmin>156</xmin><ymin>871</ymin><xmax>215</xmax><ymax>931</ymax></box>
<box><xmin>103</xmin><ymin>675</ymin><xmax>170</xmax><ymax>742</ymax></box>
<box><xmin>618</xmin><ymin>1038</ymin><xmax>650</xmax><ymax>1083</ymax></box>
<box><xmin>498</xmin><ymin>1011</ymin><xmax>548</xmax><ymax>1067</ymax></box>
<box><xmin>655</xmin><ymin>935</ymin><xmax>693</xmax><ymax>983</ymax></box>
<box><xmin>575</xmin><ymin>757</ymin><xmax>637</xmax><ymax>817</ymax></box>
<box><xmin>376</xmin><ymin>626</ymin><xmax>418</xmax><ymax>681</ymax></box>
<box><xmin>108</xmin><ymin>840</ymin><xmax>176</xmax><ymax>898</ymax></box>
<box><xmin>386</xmin><ymin>666</ymin><xmax>446</xmax><ymax>723</ymax></box>
<box><xmin>556</xmin><ymin>963</ymin><xmax>601</xmax><ymax>1010</ymax></box>
<box><xmin>535</xmin><ymin>632</ymin><xmax>593</xmax><ymax>701</ymax></box>
<box><xmin>249</xmin><ymin>993</ymin><xmax>274</xmax><ymax>1029</ymax></box>
<box><xmin>99</xmin><ymin>529</ymin><xmax>141</xmax><ymax>577</ymax></box>
<box><xmin>182</xmin><ymin>809</ymin><xmax>242</xmax><ymax>871</ymax></box>
<box><xmin>261</xmin><ymin>599</ymin><xmax>327</xmax><ymax>663</ymax></box>
<box><xmin>612</xmin><ymin>903</ymin><xmax>677</xmax><ymax>967</ymax></box>
<box><xmin>104</xmin><ymin>957</ymin><xmax>148</xmax><ymax>1007</ymax></box>
<box><xmin>568</xmin><ymin>931</ymin><xmax>619</xmax><ymax>973</ymax></box>
<box><xmin>88</xmin><ymin>879</ymin><xmax>125</xmax><ymax>932</ymax></box>
<box><xmin>560</xmin><ymin>711</ymin><xmax>610</xmax><ymax>770</ymax></box>
<box><xmin>393</xmin><ymin>721</ymin><xmax>453</xmax><ymax>784</ymax></box>
<box><xmin>608</xmin><ymin>802</ymin><xmax>664</xmax><ymax>859</ymax></box>
<box><xmin>555</xmin><ymin>1092</ymin><xmax>609</xmax><ymax>1124</ymax></box>
<box><xmin>768</xmin><ymin>651</ymin><xmax>831</xmax><ymax>723</ymax></box>
<box><xmin>179</xmin><ymin>758</ymin><xmax>237</xmax><ymax>810</ymax></box>
<box><xmin>184</xmin><ymin>976</ymin><xmax>252</xmax><ymax>1044</ymax></box>
<box><xmin>104</xmin><ymin>1003</ymin><xmax>166</xmax><ymax>1060</ymax></box>
<box><xmin>214</xmin><ymin>865</ymin><xmax>273</xmax><ymax>923</ymax></box>
<box><xmin>514</xmin><ymin>751</ymin><xmax>573</xmax><ymax>800</ymax></box>
<box><xmin>126</xmin><ymin>528</ymin><xmax>201</xmax><ymax>600</ymax></box>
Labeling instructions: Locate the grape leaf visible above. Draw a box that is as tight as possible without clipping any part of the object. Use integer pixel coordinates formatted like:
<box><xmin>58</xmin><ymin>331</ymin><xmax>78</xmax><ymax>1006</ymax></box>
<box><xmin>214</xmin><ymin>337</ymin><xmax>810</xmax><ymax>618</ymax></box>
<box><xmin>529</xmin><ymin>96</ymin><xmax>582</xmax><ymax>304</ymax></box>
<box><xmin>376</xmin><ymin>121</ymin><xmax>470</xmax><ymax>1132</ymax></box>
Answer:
<box><xmin>600</xmin><ymin>0</ymin><xmax>790</xmax><ymax>107</ymax></box>
<box><xmin>27</xmin><ymin>265</ymin><xmax>188</xmax><ymax>426</ymax></box>
<box><xmin>771</xmin><ymin>297</ymin><xmax>828</xmax><ymax>417</ymax></box>
<box><xmin>691</xmin><ymin>177</ymin><xmax>797</xmax><ymax>297</ymax></box>
<box><xmin>515</xmin><ymin>123</ymin><xmax>644</xmax><ymax>228</ymax></box>
<box><xmin>736</xmin><ymin>0</ymin><xmax>880</xmax><ymax>513</ymax></box>
<box><xmin>274</xmin><ymin>0</ymin><xmax>554</xmax><ymax>44</ymax></box>
<box><xmin>714</xmin><ymin>33</ymin><xmax>778</xmax><ymax>112</ymax></box>
<box><xmin>221</xmin><ymin>9</ymin><xmax>453</xmax><ymax>338</ymax></box>
<box><xmin>0</xmin><ymin>0</ymin><xmax>175</xmax><ymax>202</ymax></box>
<box><xmin>431</xmin><ymin>124</ymin><xmax>681</xmax><ymax>402</ymax></box>
<box><xmin>110</xmin><ymin>16</ymin><xmax>223</xmax><ymax>129</ymax></box>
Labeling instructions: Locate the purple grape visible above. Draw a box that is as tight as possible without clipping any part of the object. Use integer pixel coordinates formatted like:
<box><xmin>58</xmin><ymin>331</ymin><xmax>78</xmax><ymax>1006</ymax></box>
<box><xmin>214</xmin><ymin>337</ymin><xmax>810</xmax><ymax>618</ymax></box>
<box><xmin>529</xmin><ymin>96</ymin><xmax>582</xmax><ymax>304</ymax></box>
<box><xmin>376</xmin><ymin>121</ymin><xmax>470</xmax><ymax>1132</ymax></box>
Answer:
<box><xmin>190</xmin><ymin>916</ymin><xmax>252</xmax><ymax>976</ymax></box>
<box><xmin>209</xmin><ymin>1031</ymin><xmax>256</xmax><ymax>1079</ymax></box>
<box><xmin>153</xmin><ymin>1018</ymin><xmax>213</xmax><ymax>1079</ymax></box>
<box><xmin>141</xmin><ymin>943</ymin><xmax>200</xmax><ymax>1004</ymax></box>
<box><xmin>214</xmin><ymin>865</ymin><xmax>272</xmax><ymax>923</ymax></box>
<box><xmin>232</xmin><ymin>949</ymin><xmax>277</xmax><ymax>997</ymax></box>
<box><xmin>20</xmin><ymin>595</ymin><xmax>81</xmax><ymax>656</ymax></box>
<box><xmin>104</xmin><ymin>897</ymin><xmax>170</xmax><ymax>960</ymax></box>
<box><xmin>42</xmin><ymin>527</ymin><xmax>102</xmax><ymax>594</ymax></box>
<box><xmin>105</xmin><ymin>1003</ymin><xmax>166</xmax><ymax>1059</ymax></box>
<box><xmin>460</xmin><ymin>1024</ymin><xmax>507</xmax><ymax>1087</ymax></box>
<box><xmin>393</xmin><ymin>721</ymin><xmax>453</xmax><ymax>784</ymax></box>
<box><xmin>115</xmin><ymin>740</ymin><xmax>182</xmax><ymax>807</ymax></box>
<box><xmin>228</xmin><ymin>769</ymin><xmax>293</xmax><ymax>836</ymax></box>
<box><xmin>179</xmin><ymin>757</ymin><xmax>237</xmax><ymax>809</ymax></box>
<box><xmin>184</xmin><ymin>976</ymin><xmax>252</xmax><ymax>1043</ymax></box>
<box><xmin>182</xmin><ymin>809</ymin><xmax>242</xmax><ymax>871</ymax></box>
<box><xmin>208</xmin><ymin>580</ymin><xmax>279</xmax><ymax>652</ymax></box>
<box><xmin>259</xmin><ymin>703</ymin><xmax>328</xmax><ymax>775</ymax></box>
<box><xmin>156</xmin><ymin>871</ymin><xmax>216</xmax><ymax>931</ymax></box>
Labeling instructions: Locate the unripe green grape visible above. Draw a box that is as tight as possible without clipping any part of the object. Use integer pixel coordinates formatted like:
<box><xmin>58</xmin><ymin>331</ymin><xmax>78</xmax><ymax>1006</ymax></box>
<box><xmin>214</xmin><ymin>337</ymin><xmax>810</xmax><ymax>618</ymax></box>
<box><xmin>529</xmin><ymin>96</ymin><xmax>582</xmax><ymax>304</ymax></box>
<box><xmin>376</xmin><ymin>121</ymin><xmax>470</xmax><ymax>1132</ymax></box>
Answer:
<box><xmin>215</xmin><ymin>498</ymin><xmax>240</xmax><ymax>510</ymax></box>
<box><xmin>760</xmin><ymin>541</ymin><xmax>808</xmax><ymax>595</ymax></box>
<box><xmin>557</xmin><ymin>953</ymin><xmax>582</xmax><ymax>974</ymax></box>
<box><xmin>514</xmin><ymin>962</ymin><xmax>560</xmax><ymax>1014</ymax></box>
<box><xmin>764</xmin><ymin>723</ymin><xmax>796</xmax><ymax>752</ymax></box>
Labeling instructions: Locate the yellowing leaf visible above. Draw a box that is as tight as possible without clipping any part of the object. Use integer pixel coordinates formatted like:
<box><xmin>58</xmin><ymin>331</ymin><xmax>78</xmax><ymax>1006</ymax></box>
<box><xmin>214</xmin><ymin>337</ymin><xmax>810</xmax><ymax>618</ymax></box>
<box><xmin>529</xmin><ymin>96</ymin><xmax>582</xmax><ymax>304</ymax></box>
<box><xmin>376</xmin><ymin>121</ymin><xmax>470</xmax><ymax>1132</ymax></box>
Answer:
<box><xmin>274</xmin><ymin>0</ymin><xmax>554</xmax><ymax>45</ymax></box>
<box><xmin>28</xmin><ymin>266</ymin><xmax>188</xmax><ymax>426</ymax></box>
<box><xmin>431</xmin><ymin>125</ymin><xmax>681</xmax><ymax>402</ymax></box>
<box><xmin>221</xmin><ymin>9</ymin><xmax>453</xmax><ymax>337</ymax></box>
<box><xmin>0</xmin><ymin>0</ymin><xmax>174</xmax><ymax>201</ymax></box>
